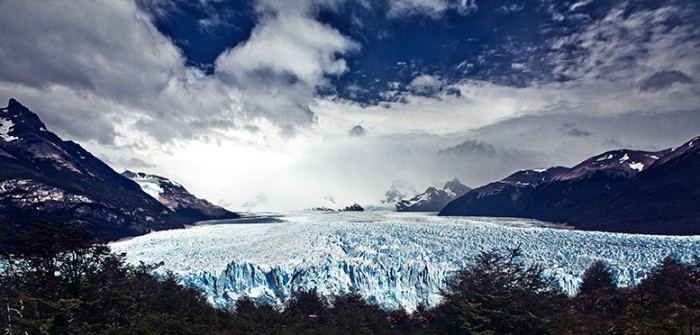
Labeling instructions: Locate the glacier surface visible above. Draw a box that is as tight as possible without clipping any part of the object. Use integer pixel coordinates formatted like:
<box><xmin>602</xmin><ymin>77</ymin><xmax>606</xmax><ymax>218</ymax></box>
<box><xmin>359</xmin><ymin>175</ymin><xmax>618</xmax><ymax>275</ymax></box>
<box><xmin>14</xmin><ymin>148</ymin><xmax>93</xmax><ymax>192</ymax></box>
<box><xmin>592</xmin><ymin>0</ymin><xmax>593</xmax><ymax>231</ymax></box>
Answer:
<box><xmin>110</xmin><ymin>211</ymin><xmax>700</xmax><ymax>311</ymax></box>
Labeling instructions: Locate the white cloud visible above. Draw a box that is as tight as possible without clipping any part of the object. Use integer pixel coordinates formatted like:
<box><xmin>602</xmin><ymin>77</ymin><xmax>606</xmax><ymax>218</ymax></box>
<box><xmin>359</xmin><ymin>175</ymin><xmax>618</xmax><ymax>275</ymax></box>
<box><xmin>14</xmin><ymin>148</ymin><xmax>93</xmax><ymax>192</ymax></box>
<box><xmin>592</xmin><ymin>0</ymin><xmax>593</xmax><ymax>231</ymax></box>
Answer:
<box><xmin>214</xmin><ymin>2</ymin><xmax>360</xmax><ymax>134</ymax></box>
<box><xmin>549</xmin><ymin>1</ymin><xmax>700</xmax><ymax>88</ymax></box>
<box><xmin>0</xmin><ymin>0</ymin><xmax>698</xmax><ymax>211</ymax></box>
<box><xmin>216</xmin><ymin>12</ymin><xmax>357</xmax><ymax>85</ymax></box>
<box><xmin>407</xmin><ymin>74</ymin><xmax>444</xmax><ymax>95</ymax></box>
<box><xmin>387</xmin><ymin>0</ymin><xmax>478</xmax><ymax>19</ymax></box>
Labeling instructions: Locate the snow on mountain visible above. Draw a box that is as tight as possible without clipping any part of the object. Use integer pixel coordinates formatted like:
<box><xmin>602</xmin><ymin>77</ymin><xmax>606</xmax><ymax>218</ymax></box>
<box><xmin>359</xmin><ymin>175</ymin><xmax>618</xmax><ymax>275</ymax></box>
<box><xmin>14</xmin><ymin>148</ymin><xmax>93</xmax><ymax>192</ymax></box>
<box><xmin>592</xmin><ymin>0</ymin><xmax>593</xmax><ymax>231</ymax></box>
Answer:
<box><xmin>650</xmin><ymin>135</ymin><xmax>700</xmax><ymax>167</ymax></box>
<box><xmin>122</xmin><ymin>170</ymin><xmax>239</xmax><ymax>221</ymax></box>
<box><xmin>440</xmin><ymin>136</ymin><xmax>700</xmax><ymax>235</ymax></box>
<box><xmin>462</xmin><ymin>166</ymin><xmax>570</xmax><ymax>199</ymax></box>
<box><xmin>0</xmin><ymin>99</ymin><xmax>188</xmax><ymax>241</ymax></box>
<box><xmin>0</xmin><ymin>111</ymin><xmax>19</xmax><ymax>142</ymax></box>
<box><xmin>554</xmin><ymin>149</ymin><xmax>667</xmax><ymax>181</ymax></box>
<box><xmin>110</xmin><ymin>211</ymin><xmax>700</xmax><ymax>312</ymax></box>
<box><xmin>396</xmin><ymin>178</ymin><xmax>470</xmax><ymax>212</ymax></box>
<box><xmin>126</xmin><ymin>173</ymin><xmax>165</xmax><ymax>200</ymax></box>
<box><xmin>0</xmin><ymin>99</ymin><xmax>238</xmax><ymax>244</ymax></box>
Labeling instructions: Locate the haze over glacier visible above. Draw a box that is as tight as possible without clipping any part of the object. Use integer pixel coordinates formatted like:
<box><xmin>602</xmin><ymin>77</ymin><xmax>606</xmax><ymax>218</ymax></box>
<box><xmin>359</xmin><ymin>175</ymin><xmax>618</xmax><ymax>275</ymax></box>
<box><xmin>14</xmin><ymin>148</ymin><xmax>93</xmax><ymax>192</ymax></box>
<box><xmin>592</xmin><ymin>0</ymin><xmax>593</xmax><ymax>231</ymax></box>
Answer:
<box><xmin>111</xmin><ymin>211</ymin><xmax>700</xmax><ymax>312</ymax></box>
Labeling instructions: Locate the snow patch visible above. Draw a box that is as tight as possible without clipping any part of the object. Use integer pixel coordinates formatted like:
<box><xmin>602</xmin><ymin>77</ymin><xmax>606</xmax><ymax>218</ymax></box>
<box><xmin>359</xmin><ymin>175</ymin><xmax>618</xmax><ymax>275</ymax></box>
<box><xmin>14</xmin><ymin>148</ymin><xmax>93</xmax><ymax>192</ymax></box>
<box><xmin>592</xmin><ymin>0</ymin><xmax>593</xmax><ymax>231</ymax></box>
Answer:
<box><xmin>0</xmin><ymin>117</ymin><xmax>19</xmax><ymax>142</ymax></box>
<box><xmin>629</xmin><ymin>162</ymin><xmax>644</xmax><ymax>171</ymax></box>
<box><xmin>406</xmin><ymin>192</ymin><xmax>431</xmax><ymax>206</ymax></box>
<box><xmin>132</xmin><ymin>177</ymin><xmax>164</xmax><ymax>199</ymax></box>
<box><xmin>596</xmin><ymin>154</ymin><xmax>614</xmax><ymax>161</ymax></box>
<box><xmin>619</xmin><ymin>153</ymin><xmax>630</xmax><ymax>162</ymax></box>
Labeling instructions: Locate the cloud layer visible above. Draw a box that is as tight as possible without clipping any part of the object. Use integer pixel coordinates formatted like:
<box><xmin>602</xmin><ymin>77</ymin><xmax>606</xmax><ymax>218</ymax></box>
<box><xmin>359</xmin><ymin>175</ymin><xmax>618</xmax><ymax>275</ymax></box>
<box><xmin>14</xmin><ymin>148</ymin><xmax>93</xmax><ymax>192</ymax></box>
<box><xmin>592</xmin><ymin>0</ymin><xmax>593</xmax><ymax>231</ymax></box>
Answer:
<box><xmin>0</xmin><ymin>0</ymin><xmax>698</xmax><ymax>210</ymax></box>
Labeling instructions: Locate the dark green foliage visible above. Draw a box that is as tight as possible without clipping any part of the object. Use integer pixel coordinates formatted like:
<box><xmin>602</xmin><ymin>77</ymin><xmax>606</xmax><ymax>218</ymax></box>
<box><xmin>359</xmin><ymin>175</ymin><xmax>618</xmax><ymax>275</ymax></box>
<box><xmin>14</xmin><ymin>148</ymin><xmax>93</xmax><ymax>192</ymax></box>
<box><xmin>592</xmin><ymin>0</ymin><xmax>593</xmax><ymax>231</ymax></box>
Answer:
<box><xmin>430</xmin><ymin>247</ymin><xmax>566</xmax><ymax>334</ymax></box>
<box><xmin>570</xmin><ymin>261</ymin><xmax>628</xmax><ymax>334</ymax></box>
<box><xmin>2</xmin><ymin>225</ymin><xmax>698</xmax><ymax>334</ymax></box>
<box><xmin>0</xmin><ymin>223</ymin><xmax>220</xmax><ymax>335</ymax></box>
<box><xmin>621</xmin><ymin>257</ymin><xmax>700</xmax><ymax>334</ymax></box>
<box><xmin>579</xmin><ymin>260</ymin><xmax>617</xmax><ymax>295</ymax></box>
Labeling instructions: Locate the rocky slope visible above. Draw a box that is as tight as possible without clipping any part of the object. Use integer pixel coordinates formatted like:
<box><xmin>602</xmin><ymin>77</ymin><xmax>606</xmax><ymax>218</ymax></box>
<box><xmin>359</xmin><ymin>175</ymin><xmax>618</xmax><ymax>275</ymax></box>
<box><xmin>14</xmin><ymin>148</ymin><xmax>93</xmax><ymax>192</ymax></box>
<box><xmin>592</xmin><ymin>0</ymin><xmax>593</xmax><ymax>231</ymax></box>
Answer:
<box><xmin>0</xmin><ymin>98</ymin><xmax>236</xmax><ymax>243</ymax></box>
<box><xmin>439</xmin><ymin>137</ymin><xmax>700</xmax><ymax>235</ymax></box>
<box><xmin>122</xmin><ymin>171</ymin><xmax>238</xmax><ymax>222</ymax></box>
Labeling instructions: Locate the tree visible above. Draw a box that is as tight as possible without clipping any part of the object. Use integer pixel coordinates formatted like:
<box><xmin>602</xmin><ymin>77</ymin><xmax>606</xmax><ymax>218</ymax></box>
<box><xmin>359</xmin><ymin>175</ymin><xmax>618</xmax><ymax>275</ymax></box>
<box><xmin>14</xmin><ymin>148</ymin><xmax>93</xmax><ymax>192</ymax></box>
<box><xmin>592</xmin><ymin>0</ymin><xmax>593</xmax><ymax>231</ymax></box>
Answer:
<box><xmin>0</xmin><ymin>223</ymin><xmax>224</xmax><ymax>335</ymax></box>
<box><xmin>328</xmin><ymin>291</ymin><xmax>391</xmax><ymax>334</ymax></box>
<box><xmin>432</xmin><ymin>247</ymin><xmax>565</xmax><ymax>334</ymax></box>
<box><xmin>579</xmin><ymin>260</ymin><xmax>617</xmax><ymax>295</ymax></box>
<box><xmin>623</xmin><ymin>257</ymin><xmax>700</xmax><ymax>334</ymax></box>
<box><xmin>571</xmin><ymin>261</ymin><xmax>626</xmax><ymax>334</ymax></box>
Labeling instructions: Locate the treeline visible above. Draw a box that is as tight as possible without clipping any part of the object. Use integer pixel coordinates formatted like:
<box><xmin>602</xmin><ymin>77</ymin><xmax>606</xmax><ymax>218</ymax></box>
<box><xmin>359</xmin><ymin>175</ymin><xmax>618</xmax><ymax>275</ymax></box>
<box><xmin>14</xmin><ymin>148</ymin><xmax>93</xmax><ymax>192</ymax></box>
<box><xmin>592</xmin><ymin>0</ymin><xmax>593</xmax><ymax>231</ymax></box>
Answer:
<box><xmin>1</xmin><ymin>224</ymin><xmax>699</xmax><ymax>334</ymax></box>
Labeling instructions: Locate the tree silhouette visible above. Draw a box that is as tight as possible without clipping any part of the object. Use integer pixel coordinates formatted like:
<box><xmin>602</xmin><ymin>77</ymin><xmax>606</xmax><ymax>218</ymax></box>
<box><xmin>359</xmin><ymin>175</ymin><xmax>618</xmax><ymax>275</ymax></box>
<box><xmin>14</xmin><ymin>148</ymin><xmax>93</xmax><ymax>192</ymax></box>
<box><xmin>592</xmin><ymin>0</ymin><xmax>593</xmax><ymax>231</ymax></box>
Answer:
<box><xmin>433</xmin><ymin>247</ymin><xmax>565</xmax><ymax>334</ymax></box>
<box><xmin>579</xmin><ymin>260</ymin><xmax>617</xmax><ymax>295</ymax></box>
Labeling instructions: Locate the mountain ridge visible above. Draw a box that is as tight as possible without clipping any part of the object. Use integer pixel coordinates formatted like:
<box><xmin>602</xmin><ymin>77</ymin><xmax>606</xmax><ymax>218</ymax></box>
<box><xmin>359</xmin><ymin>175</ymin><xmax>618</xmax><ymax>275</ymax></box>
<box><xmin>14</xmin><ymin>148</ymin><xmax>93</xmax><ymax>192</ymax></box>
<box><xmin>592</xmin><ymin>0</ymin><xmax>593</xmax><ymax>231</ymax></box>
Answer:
<box><xmin>396</xmin><ymin>178</ymin><xmax>471</xmax><ymax>212</ymax></box>
<box><xmin>122</xmin><ymin>170</ymin><xmax>238</xmax><ymax>222</ymax></box>
<box><xmin>0</xmin><ymin>98</ymin><xmax>237</xmax><ymax>243</ymax></box>
<box><xmin>439</xmin><ymin>137</ymin><xmax>700</xmax><ymax>235</ymax></box>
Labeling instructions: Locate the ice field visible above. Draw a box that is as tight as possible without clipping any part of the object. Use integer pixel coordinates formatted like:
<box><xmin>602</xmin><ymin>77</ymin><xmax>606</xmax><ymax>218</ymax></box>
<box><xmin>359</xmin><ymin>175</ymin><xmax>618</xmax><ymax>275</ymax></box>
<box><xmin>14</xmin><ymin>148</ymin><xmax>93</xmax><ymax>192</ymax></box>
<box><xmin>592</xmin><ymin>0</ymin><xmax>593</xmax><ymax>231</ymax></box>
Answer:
<box><xmin>111</xmin><ymin>211</ymin><xmax>700</xmax><ymax>311</ymax></box>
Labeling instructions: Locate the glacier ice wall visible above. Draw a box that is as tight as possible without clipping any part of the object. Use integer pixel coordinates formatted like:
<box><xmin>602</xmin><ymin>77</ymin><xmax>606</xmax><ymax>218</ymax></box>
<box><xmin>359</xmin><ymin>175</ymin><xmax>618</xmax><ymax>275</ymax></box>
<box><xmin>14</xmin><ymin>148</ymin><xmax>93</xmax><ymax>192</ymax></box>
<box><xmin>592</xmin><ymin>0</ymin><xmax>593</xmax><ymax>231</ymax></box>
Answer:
<box><xmin>111</xmin><ymin>211</ymin><xmax>700</xmax><ymax>311</ymax></box>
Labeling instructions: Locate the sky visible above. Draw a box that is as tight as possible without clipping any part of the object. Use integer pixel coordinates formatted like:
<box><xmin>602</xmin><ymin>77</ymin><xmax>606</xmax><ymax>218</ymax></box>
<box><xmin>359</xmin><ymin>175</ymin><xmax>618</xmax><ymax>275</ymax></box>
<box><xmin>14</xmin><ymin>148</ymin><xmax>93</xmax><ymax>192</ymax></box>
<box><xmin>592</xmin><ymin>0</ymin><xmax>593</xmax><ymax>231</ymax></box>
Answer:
<box><xmin>0</xmin><ymin>0</ymin><xmax>699</xmax><ymax>211</ymax></box>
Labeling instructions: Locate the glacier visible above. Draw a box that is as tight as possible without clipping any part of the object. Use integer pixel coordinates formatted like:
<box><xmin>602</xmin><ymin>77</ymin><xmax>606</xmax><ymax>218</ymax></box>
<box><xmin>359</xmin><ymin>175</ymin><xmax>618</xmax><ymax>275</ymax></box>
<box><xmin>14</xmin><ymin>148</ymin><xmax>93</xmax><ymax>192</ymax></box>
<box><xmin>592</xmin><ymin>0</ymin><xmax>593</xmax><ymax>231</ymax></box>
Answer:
<box><xmin>110</xmin><ymin>211</ymin><xmax>700</xmax><ymax>312</ymax></box>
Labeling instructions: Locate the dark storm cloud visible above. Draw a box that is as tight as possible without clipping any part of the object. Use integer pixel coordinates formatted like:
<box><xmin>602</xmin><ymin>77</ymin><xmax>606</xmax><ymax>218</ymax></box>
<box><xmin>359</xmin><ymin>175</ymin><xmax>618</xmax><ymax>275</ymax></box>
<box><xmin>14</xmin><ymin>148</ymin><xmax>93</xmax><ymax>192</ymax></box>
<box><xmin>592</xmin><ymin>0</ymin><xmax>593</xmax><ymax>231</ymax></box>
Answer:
<box><xmin>560</xmin><ymin>123</ymin><xmax>592</xmax><ymax>137</ymax></box>
<box><xmin>348</xmin><ymin>125</ymin><xmax>368</xmax><ymax>137</ymax></box>
<box><xmin>0</xmin><ymin>1</ymin><xmax>217</xmax><ymax>144</ymax></box>
<box><xmin>464</xmin><ymin>109</ymin><xmax>700</xmax><ymax>169</ymax></box>
<box><xmin>640</xmin><ymin>70</ymin><xmax>695</xmax><ymax>92</ymax></box>
<box><xmin>437</xmin><ymin>138</ymin><xmax>551</xmax><ymax>185</ymax></box>
<box><xmin>564</xmin><ymin>128</ymin><xmax>592</xmax><ymax>137</ymax></box>
<box><xmin>382</xmin><ymin>179</ymin><xmax>417</xmax><ymax>203</ymax></box>
<box><xmin>438</xmin><ymin>139</ymin><xmax>498</xmax><ymax>159</ymax></box>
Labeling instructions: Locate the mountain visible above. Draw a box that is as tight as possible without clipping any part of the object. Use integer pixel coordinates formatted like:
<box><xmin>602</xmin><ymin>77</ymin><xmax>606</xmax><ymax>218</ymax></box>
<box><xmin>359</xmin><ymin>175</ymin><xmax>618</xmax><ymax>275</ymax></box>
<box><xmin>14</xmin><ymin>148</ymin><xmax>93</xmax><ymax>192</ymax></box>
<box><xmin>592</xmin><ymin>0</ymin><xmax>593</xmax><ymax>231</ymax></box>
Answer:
<box><xmin>122</xmin><ymin>171</ymin><xmax>238</xmax><ymax>222</ymax></box>
<box><xmin>341</xmin><ymin>203</ymin><xmax>364</xmax><ymax>211</ymax></box>
<box><xmin>396</xmin><ymin>178</ymin><xmax>471</xmax><ymax>212</ymax></box>
<box><xmin>0</xmin><ymin>98</ymin><xmax>235</xmax><ymax>242</ymax></box>
<box><xmin>439</xmin><ymin>137</ymin><xmax>700</xmax><ymax>235</ymax></box>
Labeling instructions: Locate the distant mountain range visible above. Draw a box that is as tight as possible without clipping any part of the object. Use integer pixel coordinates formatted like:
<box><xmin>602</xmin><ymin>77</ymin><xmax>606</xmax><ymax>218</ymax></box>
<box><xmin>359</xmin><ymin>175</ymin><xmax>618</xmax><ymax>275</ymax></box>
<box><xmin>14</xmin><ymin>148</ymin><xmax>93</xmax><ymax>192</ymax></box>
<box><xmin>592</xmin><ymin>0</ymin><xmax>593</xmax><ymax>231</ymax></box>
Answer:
<box><xmin>396</xmin><ymin>178</ymin><xmax>471</xmax><ymax>212</ymax></box>
<box><xmin>440</xmin><ymin>137</ymin><xmax>700</xmax><ymax>235</ymax></box>
<box><xmin>0</xmin><ymin>99</ymin><xmax>237</xmax><ymax>243</ymax></box>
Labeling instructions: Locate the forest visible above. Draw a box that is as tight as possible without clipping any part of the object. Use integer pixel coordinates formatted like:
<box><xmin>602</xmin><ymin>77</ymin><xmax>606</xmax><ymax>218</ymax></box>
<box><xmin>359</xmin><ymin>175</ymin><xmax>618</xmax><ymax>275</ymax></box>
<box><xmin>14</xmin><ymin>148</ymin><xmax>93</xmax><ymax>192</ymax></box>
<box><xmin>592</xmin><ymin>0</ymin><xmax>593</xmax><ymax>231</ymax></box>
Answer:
<box><xmin>1</xmin><ymin>223</ymin><xmax>699</xmax><ymax>335</ymax></box>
